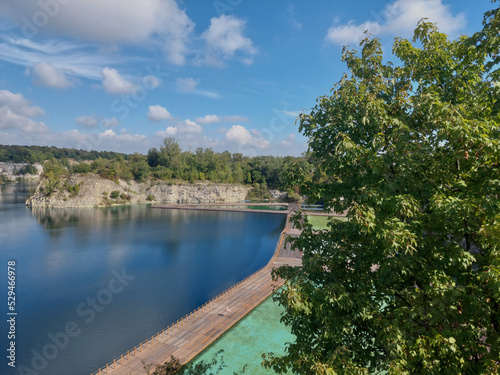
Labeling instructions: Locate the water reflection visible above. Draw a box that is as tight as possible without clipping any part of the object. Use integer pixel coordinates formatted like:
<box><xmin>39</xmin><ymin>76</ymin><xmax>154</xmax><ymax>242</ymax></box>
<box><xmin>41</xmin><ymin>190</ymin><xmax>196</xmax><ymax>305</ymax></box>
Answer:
<box><xmin>0</xmin><ymin>183</ymin><xmax>285</xmax><ymax>375</ymax></box>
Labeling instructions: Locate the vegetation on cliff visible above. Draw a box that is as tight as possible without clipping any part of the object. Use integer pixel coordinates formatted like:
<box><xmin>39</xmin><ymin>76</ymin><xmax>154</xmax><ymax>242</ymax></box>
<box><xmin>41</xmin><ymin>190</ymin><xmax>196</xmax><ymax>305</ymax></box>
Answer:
<box><xmin>8</xmin><ymin>137</ymin><xmax>315</xmax><ymax>202</ymax></box>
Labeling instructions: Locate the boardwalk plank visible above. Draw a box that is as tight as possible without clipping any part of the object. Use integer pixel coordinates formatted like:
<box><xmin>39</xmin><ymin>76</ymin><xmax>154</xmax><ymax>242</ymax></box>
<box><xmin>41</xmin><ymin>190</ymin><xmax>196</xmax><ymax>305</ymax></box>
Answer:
<box><xmin>91</xmin><ymin>206</ymin><xmax>301</xmax><ymax>375</ymax></box>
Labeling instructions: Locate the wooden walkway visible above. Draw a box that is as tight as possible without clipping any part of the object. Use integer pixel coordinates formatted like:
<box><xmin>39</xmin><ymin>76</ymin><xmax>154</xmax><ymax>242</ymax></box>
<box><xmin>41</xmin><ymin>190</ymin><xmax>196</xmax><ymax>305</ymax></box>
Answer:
<box><xmin>91</xmin><ymin>206</ymin><xmax>301</xmax><ymax>375</ymax></box>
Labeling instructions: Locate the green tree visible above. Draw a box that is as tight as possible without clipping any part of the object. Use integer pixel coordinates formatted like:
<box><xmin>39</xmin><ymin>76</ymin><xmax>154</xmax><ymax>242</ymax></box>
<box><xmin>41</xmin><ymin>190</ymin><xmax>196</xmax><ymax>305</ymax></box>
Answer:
<box><xmin>159</xmin><ymin>137</ymin><xmax>182</xmax><ymax>173</ymax></box>
<box><xmin>130</xmin><ymin>153</ymin><xmax>151</xmax><ymax>182</ymax></box>
<box><xmin>264</xmin><ymin>7</ymin><xmax>500</xmax><ymax>375</ymax></box>
<box><xmin>72</xmin><ymin>162</ymin><xmax>91</xmax><ymax>174</ymax></box>
<box><xmin>147</xmin><ymin>147</ymin><xmax>161</xmax><ymax>167</ymax></box>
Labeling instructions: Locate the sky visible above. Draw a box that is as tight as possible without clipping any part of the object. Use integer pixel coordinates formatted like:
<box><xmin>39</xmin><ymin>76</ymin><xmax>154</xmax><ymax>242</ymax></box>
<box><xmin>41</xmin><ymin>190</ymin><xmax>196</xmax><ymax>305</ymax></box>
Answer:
<box><xmin>0</xmin><ymin>0</ymin><xmax>494</xmax><ymax>156</ymax></box>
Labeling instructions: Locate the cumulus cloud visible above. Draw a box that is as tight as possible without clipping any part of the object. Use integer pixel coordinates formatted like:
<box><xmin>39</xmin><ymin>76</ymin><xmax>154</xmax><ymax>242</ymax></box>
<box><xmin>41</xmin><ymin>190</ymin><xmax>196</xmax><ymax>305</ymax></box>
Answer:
<box><xmin>196</xmin><ymin>114</ymin><xmax>220</xmax><ymax>124</ymax></box>
<box><xmin>0</xmin><ymin>90</ymin><xmax>48</xmax><ymax>133</ymax></box>
<box><xmin>326</xmin><ymin>0</ymin><xmax>466</xmax><ymax>45</ymax></box>
<box><xmin>32</xmin><ymin>62</ymin><xmax>75</xmax><ymax>88</ymax></box>
<box><xmin>180</xmin><ymin>119</ymin><xmax>202</xmax><ymax>135</ymax></box>
<box><xmin>154</xmin><ymin>118</ymin><xmax>201</xmax><ymax>139</ymax></box>
<box><xmin>225</xmin><ymin>125</ymin><xmax>251</xmax><ymax>145</ymax></box>
<box><xmin>201</xmin><ymin>15</ymin><xmax>257</xmax><ymax>66</ymax></box>
<box><xmin>155</xmin><ymin>126</ymin><xmax>178</xmax><ymax>138</ymax></box>
<box><xmin>147</xmin><ymin>105</ymin><xmax>172</xmax><ymax>122</ymax></box>
<box><xmin>101</xmin><ymin>67</ymin><xmax>137</xmax><ymax>94</ymax></box>
<box><xmin>224</xmin><ymin>124</ymin><xmax>270</xmax><ymax>150</ymax></box>
<box><xmin>0</xmin><ymin>0</ymin><xmax>195</xmax><ymax>65</ymax></box>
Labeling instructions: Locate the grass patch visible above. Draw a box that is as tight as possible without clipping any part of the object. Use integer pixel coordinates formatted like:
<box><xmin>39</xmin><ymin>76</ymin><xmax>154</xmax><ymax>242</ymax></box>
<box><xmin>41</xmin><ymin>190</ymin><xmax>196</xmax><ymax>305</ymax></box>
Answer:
<box><xmin>306</xmin><ymin>215</ymin><xmax>347</xmax><ymax>230</ymax></box>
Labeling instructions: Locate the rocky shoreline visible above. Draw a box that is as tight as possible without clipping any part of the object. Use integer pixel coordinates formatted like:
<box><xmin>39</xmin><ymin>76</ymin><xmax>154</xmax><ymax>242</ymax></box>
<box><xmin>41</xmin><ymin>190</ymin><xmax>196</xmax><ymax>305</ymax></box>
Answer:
<box><xmin>26</xmin><ymin>174</ymin><xmax>253</xmax><ymax>208</ymax></box>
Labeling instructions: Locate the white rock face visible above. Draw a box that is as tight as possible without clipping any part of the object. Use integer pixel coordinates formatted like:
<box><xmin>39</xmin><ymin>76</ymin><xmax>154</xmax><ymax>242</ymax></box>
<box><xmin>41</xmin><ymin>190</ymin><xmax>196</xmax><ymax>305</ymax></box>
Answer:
<box><xmin>26</xmin><ymin>174</ymin><xmax>252</xmax><ymax>208</ymax></box>
<box><xmin>269</xmin><ymin>189</ymin><xmax>288</xmax><ymax>200</ymax></box>
<box><xmin>0</xmin><ymin>162</ymin><xmax>43</xmax><ymax>181</ymax></box>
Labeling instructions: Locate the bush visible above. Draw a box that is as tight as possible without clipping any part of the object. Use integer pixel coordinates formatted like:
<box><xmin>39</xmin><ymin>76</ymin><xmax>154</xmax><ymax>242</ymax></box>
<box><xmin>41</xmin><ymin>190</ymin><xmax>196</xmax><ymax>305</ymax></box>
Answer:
<box><xmin>65</xmin><ymin>181</ymin><xmax>83</xmax><ymax>198</ymax></box>
<box><xmin>17</xmin><ymin>164</ymin><xmax>37</xmax><ymax>175</ymax></box>
<box><xmin>120</xmin><ymin>193</ymin><xmax>131</xmax><ymax>201</ymax></box>
<box><xmin>146</xmin><ymin>194</ymin><xmax>155</xmax><ymax>201</ymax></box>
<box><xmin>72</xmin><ymin>163</ymin><xmax>91</xmax><ymax>173</ymax></box>
<box><xmin>110</xmin><ymin>190</ymin><xmax>120</xmax><ymax>199</ymax></box>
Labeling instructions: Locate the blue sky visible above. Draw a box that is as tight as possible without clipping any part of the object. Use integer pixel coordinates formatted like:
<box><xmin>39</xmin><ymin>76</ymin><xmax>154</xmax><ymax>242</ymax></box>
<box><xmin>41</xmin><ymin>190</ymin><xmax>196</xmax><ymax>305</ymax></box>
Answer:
<box><xmin>0</xmin><ymin>0</ymin><xmax>493</xmax><ymax>156</ymax></box>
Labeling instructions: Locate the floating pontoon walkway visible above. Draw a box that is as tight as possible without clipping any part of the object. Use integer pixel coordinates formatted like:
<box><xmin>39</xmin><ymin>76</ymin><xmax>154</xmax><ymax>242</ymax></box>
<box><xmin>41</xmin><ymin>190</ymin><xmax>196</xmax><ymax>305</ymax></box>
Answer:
<box><xmin>90</xmin><ymin>205</ymin><xmax>301</xmax><ymax>375</ymax></box>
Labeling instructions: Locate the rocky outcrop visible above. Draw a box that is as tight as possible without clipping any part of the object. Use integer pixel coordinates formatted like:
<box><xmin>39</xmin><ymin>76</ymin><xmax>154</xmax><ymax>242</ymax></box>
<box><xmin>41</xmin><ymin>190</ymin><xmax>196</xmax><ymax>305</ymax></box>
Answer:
<box><xmin>0</xmin><ymin>162</ymin><xmax>43</xmax><ymax>182</ymax></box>
<box><xmin>269</xmin><ymin>189</ymin><xmax>288</xmax><ymax>200</ymax></box>
<box><xmin>26</xmin><ymin>174</ymin><xmax>252</xmax><ymax>208</ymax></box>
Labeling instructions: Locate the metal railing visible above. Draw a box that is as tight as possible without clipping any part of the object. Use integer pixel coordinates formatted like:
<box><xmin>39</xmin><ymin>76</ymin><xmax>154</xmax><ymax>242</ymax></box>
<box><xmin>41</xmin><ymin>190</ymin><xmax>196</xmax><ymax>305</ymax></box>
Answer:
<box><xmin>90</xmin><ymin>212</ymin><xmax>290</xmax><ymax>375</ymax></box>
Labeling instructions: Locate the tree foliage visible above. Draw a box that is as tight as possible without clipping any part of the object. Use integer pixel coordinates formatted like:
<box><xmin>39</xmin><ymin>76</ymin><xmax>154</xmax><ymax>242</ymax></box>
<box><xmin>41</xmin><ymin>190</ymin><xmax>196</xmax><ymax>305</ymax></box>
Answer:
<box><xmin>144</xmin><ymin>350</ymin><xmax>245</xmax><ymax>375</ymax></box>
<box><xmin>265</xmin><ymin>4</ymin><xmax>500</xmax><ymax>374</ymax></box>
<box><xmin>4</xmin><ymin>140</ymin><xmax>315</xmax><ymax>199</ymax></box>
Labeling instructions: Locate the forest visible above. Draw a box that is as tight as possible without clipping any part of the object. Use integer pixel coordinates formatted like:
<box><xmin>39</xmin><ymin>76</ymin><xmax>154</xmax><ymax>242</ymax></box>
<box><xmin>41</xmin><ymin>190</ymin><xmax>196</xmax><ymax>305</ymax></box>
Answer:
<box><xmin>0</xmin><ymin>138</ymin><xmax>315</xmax><ymax>200</ymax></box>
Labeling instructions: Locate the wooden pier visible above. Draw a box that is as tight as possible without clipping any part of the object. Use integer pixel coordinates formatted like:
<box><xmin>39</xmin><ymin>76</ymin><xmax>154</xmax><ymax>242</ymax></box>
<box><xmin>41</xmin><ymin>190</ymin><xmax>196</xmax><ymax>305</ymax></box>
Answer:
<box><xmin>91</xmin><ymin>204</ymin><xmax>301</xmax><ymax>375</ymax></box>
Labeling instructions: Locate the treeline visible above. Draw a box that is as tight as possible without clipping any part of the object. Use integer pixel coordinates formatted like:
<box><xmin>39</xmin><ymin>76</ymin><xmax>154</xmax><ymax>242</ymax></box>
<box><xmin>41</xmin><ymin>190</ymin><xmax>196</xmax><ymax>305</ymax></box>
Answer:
<box><xmin>0</xmin><ymin>144</ymin><xmax>126</xmax><ymax>163</ymax></box>
<box><xmin>9</xmin><ymin>138</ymin><xmax>314</xmax><ymax>199</ymax></box>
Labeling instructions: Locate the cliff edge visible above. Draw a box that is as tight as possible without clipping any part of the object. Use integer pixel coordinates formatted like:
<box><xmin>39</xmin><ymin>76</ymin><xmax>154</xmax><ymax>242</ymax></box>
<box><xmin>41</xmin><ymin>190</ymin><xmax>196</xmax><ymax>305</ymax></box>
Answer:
<box><xmin>26</xmin><ymin>174</ymin><xmax>252</xmax><ymax>208</ymax></box>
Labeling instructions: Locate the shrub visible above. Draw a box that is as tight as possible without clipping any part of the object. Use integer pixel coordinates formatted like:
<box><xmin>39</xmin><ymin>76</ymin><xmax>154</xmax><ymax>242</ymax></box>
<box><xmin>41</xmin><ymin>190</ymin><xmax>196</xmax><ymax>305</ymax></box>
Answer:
<box><xmin>110</xmin><ymin>190</ymin><xmax>120</xmax><ymax>199</ymax></box>
<box><xmin>120</xmin><ymin>193</ymin><xmax>131</xmax><ymax>201</ymax></box>
<box><xmin>72</xmin><ymin>163</ymin><xmax>91</xmax><ymax>173</ymax></box>
<box><xmin>17</xmin><ymin>164</ymin><xmax>37</xmax><ymax>175</ymax></box>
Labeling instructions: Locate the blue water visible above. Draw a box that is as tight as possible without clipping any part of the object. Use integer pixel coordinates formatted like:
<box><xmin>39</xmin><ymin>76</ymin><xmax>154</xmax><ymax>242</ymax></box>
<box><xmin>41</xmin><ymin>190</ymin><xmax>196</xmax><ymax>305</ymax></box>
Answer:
<box><xmin>0</xmin><ymin>183</ymin><xmax>285</xmax><ymax>375</ymax></box>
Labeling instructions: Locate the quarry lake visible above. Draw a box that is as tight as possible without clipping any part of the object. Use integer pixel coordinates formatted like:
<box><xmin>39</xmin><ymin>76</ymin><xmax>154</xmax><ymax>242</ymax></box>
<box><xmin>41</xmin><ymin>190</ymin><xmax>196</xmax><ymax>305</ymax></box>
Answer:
<box><xmin>0</xmin><ymin>183</ymin><xmax>285</xmax><ymax>375</ymax></box>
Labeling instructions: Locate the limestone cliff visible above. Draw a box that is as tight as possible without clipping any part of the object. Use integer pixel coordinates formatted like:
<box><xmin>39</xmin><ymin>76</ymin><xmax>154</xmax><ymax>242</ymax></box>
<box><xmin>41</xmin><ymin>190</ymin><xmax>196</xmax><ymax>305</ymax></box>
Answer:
<box><xmin>0</xmin><ymin>162</ymin><xmax>43</xmax><ymax>182</ymax></box>
<box><xmin>26</xmin><ymin>174</ymin><xmax>252</xmax><ymax>208</ymax></box>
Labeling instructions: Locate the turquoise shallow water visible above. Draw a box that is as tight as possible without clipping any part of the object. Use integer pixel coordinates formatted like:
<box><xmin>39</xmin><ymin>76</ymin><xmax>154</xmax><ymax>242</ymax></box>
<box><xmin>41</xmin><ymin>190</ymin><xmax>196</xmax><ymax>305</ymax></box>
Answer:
<box><xmin>0</xmin><ymin>183</ymin><xmax>285</xmax><ymax>375</ymax></box>
<box><xmin>190</xmin><ymin>294</ymin><xmax>294</xmax><ymax>374</ymax></box>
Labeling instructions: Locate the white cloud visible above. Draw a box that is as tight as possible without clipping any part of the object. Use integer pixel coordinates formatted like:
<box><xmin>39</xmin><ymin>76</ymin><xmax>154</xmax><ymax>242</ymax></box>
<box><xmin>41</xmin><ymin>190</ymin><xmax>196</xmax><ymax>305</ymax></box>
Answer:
<box><xmin>155</xmin><ymin>126</ymin><xmax>178</xmax><ymax>138</ymax></box>
<box><xmin>181</xmin><ymin>119</ymin><xmax>202</xmax><ymax>135</ymax></box>
<box><xmin>154</xmin><ymin>118</ymin><xmax>201</xmax><ymax>140</ymax></box>
<box><xmin>0</xmin><ymin>90</ymin><xmax>48</xmax><ymax>133</ymax></box>
<box><xmin>166</xmin><ymin>126</ymin><xmax>177</xmax><ymax>136</ymax></box>
<box><xmin>148</xmin><ymin>105</ymin><xmax>172</xmax><ymax>122</ymax></box>
<box><xmin>196</xmin><ymin>114</ymin><xmax>220</xmax><ymax>124</ymax></box>
<box><xmin>326</xmin><ymin>0</ymin><xmax>466</xmax><ymax>46</ymax></box>
<box><xmin>101</xmin><ymin>67</ymin><xmax>136</xmax><ymax>94</ymax></box>
<box><xmin>176</xmin><ymin>77</ymin><xmax>198</xmax><ymax>92</ymax></box>
<box><xmin>0</xmin><ymin>36</ymin><xmax>125</xmax><ymax>80</ymax></box>
<box><xmin>225</xmin><ymin>124</ymin><xmax>252</xmax><ymax>145</ymax></box>
<box><xmin>224</xmin><ymin>125</ymin><xmax>270</xmax><ymax>150</ymax></box>
<box><xmin>32</xmin><ymin>62</ymin><xmax>74</xmax><ymax>88</ymax></box>
<box><xmin>201</xmin><ymin>15</ymin><xmax>257</xmax><ymax>66</ymax></box>
<box><xmin>0</xmin><ymin>0</ymin><xmax>195</xmax><ymax>65</ymax></box>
